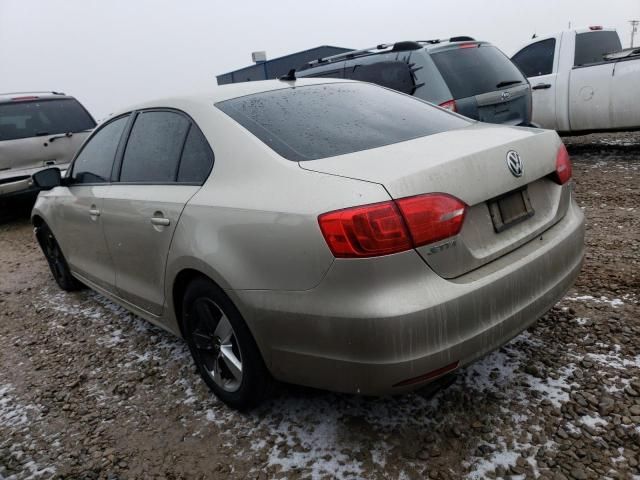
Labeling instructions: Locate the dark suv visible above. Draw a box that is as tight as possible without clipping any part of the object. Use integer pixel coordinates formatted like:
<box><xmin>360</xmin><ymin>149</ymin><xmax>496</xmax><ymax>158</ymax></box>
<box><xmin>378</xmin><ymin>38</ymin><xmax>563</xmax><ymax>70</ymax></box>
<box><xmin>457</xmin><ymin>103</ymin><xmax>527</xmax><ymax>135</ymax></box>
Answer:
<box><xmin>297</xmin><ymin>38</ymin><xmax>533</xmax><ymax>126</ymax></box>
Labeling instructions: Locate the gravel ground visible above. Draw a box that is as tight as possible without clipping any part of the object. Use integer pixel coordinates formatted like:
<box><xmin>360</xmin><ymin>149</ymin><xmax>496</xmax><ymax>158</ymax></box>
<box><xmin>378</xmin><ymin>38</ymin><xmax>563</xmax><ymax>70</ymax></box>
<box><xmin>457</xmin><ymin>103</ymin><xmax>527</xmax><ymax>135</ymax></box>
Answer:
<box><xmin>0</xmin><ymin>132</ymin><xmax>638</xmax><ymax>480</ymax></box>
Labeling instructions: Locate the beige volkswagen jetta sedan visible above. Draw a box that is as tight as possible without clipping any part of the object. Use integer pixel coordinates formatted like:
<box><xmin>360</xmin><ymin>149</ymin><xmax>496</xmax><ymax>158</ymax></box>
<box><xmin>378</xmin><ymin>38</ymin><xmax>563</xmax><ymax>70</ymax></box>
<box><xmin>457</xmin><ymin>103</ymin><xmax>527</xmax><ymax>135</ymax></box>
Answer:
<box><xmin>31</xmin><ymin>78</ymin><xmax>584</xmax><ymax>409</ymax></box>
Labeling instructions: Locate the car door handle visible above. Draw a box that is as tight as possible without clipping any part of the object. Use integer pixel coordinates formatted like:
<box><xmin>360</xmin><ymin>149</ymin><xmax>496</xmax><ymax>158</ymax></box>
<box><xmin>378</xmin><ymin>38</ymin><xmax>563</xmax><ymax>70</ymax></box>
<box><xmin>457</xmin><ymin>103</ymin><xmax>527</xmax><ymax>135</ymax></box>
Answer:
<box><xmin>89</xmin><ymin>207</ymin><xmax>100</xmax><ymax>217</ymax></box>
<box><xmin>150</xmin><ymin>217</ymin><xmax>170</xmax><ymax>227</ymax></box>
<box><xmin>532</xmin><ymin>83</ymin><xmax>552</xmax><ymax>90</ymax></box>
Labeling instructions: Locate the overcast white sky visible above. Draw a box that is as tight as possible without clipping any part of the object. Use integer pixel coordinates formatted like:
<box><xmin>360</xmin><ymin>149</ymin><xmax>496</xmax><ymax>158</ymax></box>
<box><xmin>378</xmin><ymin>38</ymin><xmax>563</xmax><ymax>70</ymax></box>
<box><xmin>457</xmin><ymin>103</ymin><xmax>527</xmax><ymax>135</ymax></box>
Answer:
<box><xmin>1</xmin><ymin>0</ymin><xmax>639</xmax><ymax>119</ymax></box>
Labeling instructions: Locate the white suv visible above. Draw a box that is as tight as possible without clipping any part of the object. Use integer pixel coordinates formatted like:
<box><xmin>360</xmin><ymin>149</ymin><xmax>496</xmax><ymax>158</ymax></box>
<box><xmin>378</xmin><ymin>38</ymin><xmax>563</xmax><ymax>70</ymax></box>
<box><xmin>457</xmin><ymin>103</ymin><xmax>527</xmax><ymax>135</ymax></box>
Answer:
<box><xmin>0</xmin><ymin>91</ymin><xmax>96</xmax><ymax>199</ymax></box>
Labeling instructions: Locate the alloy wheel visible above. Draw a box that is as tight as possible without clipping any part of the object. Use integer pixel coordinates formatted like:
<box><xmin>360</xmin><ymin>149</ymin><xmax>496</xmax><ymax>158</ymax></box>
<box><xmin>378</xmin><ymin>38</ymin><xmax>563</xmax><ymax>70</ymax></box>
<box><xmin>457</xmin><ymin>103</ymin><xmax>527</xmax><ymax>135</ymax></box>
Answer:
<box><xmin>190</xmin><ymin>298</ymin><xmax>243</xmax><ymax>393</ymax></box>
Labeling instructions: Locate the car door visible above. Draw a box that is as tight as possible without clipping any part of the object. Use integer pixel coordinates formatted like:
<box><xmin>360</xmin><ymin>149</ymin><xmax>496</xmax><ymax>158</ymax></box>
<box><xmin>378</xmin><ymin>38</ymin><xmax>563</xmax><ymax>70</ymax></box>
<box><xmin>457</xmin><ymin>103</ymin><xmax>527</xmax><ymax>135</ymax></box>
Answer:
<box><xmin>54</xmin><ymin>114</ymin><xmax>130</xmax><ymax>292</ymax></box>
<box><xmin>101</xmin><ymin>110</ymin><xmax>213</xmax><ymax>316</ymax></box>
<box><xmin>512</xmin><ymin>38</ymin><xmax>558</xmax><ymax>129</ymax></box>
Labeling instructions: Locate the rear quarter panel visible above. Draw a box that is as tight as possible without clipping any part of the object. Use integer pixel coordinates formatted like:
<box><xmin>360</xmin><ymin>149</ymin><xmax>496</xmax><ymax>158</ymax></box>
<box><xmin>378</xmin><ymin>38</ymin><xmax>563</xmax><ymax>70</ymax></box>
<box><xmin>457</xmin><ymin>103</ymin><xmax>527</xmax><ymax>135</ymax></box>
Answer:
<box><xmin>163</xmin><ymin>105</ymin><xmax>391</xmax><ymax>325</ymax></box>
<box><xmin>610</xmin><ymin>58</ymin><xmax>640</xmax><ymax>128</ymax></box>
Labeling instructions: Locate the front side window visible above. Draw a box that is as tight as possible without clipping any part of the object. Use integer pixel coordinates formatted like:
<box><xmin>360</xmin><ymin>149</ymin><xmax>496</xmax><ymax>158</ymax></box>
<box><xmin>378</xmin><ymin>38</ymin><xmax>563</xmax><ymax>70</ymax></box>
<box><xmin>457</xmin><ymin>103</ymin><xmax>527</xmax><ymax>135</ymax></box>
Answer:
<box><xmin>0</xmin><ymin>98</ymin><xmax>96</xmax><ymax>141</ymax></box>
<box><xmin>574</xmin><ymin>31</ymin><xmax>622</xmax><ymax>66</ymax></box>
<box><xmin>119</xmin><ymin>111</ymin><xmax>190</xmax><ymax>183</ymax></box>
<box><xmin>71</xmin><ymin>115</ymin><xmax>128</xmax><ymax>184</ymax></box>
<box><xmin>216</xmin><ymin>83</ymin><xmax>469</xmax><ymax>162</ymax></box>
<box><xmin>512</xmin><ymin>39</ymin><xmax>556</xmax><ymax>77</ymax></box>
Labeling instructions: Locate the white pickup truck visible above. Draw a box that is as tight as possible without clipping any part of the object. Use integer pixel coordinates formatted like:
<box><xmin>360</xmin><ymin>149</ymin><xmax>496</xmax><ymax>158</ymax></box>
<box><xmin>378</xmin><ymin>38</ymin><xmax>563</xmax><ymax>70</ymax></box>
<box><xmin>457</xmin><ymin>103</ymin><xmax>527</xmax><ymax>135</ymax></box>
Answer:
<box><xmin>511</xmin><ymin>27</ymin><xmax>640</xmax><ymax>133</ymax></box>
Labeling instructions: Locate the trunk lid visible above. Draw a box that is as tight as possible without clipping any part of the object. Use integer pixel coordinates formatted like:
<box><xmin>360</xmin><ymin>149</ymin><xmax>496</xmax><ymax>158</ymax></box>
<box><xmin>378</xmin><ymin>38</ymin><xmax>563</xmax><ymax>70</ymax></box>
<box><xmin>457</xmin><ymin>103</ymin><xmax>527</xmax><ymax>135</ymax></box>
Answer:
<box><xmin>458</xmin><ymin>83</ymin><xmax>532</xmax><ymax>126</ymax></box>
<box><xmin>301</xmin><ymin>123</ymin><xmax>569</xmax><ymax>278</ymax></box>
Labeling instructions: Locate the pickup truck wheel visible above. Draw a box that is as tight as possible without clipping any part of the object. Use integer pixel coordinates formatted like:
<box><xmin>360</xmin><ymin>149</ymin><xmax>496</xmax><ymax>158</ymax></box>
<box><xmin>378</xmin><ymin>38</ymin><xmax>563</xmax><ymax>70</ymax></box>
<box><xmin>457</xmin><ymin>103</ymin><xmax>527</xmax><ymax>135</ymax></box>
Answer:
<box><xmin>35</xmin><ymin>224</ymin><xmax>84</xmax><ymax>292</ymax></box>
<box><xmin>182</xmin><ymin>278</ymin><xmax>271</xmax><ymax>410</ymax></box>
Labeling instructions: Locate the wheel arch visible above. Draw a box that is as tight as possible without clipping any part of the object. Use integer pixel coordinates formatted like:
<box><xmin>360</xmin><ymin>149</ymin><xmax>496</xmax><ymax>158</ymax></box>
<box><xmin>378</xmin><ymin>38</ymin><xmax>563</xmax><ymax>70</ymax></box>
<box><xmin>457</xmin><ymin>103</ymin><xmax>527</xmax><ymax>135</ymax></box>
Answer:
<box><xmin>169</xmin><ymin>267</ymin><xmax>269</xmax><ymax>368</ymax></box>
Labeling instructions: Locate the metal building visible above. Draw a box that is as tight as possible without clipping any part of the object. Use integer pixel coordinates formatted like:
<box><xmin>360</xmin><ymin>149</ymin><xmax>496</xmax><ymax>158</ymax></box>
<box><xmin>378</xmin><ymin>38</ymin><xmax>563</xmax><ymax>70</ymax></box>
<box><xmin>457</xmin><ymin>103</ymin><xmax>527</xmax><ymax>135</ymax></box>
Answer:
<box><xmin>216</xmin><ymin>46</ymin><xmax>353</xmax><ymax>85</ymax></box>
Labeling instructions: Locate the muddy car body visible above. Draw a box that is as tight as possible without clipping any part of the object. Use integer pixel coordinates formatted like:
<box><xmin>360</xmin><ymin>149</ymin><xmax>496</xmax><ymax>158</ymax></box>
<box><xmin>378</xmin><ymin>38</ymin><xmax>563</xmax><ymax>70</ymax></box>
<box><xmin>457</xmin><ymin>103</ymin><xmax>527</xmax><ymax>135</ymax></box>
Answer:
<box><xmin>31</xmin><ymin>79</ymin><xmax>584</xmax><ymax>409</ymax></box>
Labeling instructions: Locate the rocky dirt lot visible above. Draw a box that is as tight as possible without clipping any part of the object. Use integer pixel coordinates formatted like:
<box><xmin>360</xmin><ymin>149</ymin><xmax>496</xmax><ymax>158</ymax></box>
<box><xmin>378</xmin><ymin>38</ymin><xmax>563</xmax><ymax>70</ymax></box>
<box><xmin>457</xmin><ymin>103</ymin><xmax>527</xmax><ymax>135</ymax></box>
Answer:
<box><xmin>0</xmin><ymin>132</ymin><xmax>638</xmax><ymax>480</ymax></box>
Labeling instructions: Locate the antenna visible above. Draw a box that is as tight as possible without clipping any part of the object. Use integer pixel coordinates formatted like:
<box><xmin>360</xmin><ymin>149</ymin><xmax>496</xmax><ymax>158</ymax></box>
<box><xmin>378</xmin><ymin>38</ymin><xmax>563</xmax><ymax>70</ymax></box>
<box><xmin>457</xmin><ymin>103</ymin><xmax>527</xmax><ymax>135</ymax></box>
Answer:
<box><xmin>631</xmin><ymin>20</ymin><xmax>639</xmax><ymax>48</ymax></box>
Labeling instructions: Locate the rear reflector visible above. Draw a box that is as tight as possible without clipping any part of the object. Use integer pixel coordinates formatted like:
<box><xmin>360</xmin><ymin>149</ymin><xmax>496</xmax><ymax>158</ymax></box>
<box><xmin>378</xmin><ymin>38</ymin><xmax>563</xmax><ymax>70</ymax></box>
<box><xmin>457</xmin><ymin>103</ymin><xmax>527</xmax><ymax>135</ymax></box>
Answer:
<box><xmin>439</xmin><ymin>99</ymin><xmax>457</xmax><ymax>112</ymax></box>
<box><xmin>393</xmin><ymin>361</ymin><xmax>460</xmax><ymax>387</ymax></box>
<box><xmin>552</xmin><ymin>144</ymin><xmax>572</xmax><ymax>185</ymax></box>
<box><xmin>318</xmin><ymin>193</ymin><xmax>467</xmax><ymax>258</ymax></box>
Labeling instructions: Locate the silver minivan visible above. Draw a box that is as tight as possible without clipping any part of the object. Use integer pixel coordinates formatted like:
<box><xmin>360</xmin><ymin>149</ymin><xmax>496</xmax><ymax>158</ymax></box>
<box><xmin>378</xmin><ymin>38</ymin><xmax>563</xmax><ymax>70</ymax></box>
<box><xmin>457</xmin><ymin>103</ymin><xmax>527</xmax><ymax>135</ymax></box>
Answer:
<box><xmin>297</xmin><ymin>38</ymin><xmax>533</xmax><ymax>126</ymax></box>
<box><xmin>0</xmin><ymin>92</ymin><xmax>96</xmax><ymax>199</ymax></box>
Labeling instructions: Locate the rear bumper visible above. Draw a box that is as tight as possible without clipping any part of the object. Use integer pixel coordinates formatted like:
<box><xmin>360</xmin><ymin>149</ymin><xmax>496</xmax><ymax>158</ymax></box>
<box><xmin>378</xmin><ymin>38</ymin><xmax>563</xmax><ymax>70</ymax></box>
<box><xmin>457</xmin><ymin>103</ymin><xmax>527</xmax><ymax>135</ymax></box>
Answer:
<box><xmin>233</xmin><ymin>199</ymin><xmax>585</xmax><ymax>395</ymax></box>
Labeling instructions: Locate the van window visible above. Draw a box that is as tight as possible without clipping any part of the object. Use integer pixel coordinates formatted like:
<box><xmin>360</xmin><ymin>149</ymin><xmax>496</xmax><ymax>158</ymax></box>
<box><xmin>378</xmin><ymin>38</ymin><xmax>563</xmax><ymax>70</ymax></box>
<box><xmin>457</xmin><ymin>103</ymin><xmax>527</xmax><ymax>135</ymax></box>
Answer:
<box><xmin>119</xmin><ymin>111</ymin><xmax>190</xmax><ymax>183</ymax></box>
<box><xmin>345</xmin><ymin>61</ymin><xmax>416</xmax><ymax>95</ymax></box>
<box><xmin>512</xmin><ymin>39</ymin><xmax>556</xmax><ymax>77</ymax></box>
<box><xmin>574</xmin><ymin>31</ymin><xmax>622</xmax><ymax>66</ymax></box>
<box><xmin>431</xmin><ymin>45</ymin><xmax>527</xmax><ymax>99</ymax></box>
<box><xmin>216</xmin><ymin>82</ymin><xmax>469</xmax><ymax>162</ymax></box>
<box><xmin>71</xmin><ymin>116</ymin><xmax>128</xmax><ymax>184</ymax></box>
<box><xmin>0</xmin><ymin>98</ymin><xmax>96</xmax><ymax>141</ymax></box>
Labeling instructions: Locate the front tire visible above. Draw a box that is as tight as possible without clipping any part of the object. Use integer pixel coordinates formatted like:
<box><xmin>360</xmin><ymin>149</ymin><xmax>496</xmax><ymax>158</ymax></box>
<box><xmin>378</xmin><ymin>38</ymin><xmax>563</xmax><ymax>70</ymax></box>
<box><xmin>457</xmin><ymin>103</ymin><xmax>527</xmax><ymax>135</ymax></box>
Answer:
<box><xmin>35</xmin><ymin>224</ymin><xmax>84</xmax><ymax>292</ymax></box>
<box><xmin>182</xmin><ymin>278</ymin><xmax>271</xmax><ymax>410</ymax></box>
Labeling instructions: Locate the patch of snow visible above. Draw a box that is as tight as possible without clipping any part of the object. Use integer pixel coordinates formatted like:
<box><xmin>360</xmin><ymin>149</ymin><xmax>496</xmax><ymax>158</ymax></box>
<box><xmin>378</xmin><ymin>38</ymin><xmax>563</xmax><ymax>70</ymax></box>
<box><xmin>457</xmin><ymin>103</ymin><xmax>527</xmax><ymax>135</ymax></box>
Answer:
<box><xmin>580</xmin><ymin>415</ymin><xmax>607</xmax><ymax>429</ymax></box>
<box><xmin>564</xmin><ymin>295</ymin><xmax>624</xmax><ymax>308</ymax></box>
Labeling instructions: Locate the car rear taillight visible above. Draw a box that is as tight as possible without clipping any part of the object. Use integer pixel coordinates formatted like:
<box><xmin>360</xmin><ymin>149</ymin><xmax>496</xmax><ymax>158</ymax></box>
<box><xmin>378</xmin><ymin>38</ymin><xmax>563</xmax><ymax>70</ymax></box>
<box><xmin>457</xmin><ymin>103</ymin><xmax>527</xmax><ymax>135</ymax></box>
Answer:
<box><xmin>395</xmin><ymin>194</ymin><xmax>467</xmax><ymax>247</ymax></box>
<box><xmin>318</xmin><ymin>194</ymin><xmax>467</xmax><ymax>258</ymax></box>
<box><xmin>318</xmin><ymin>201</ymin><xmax>412</xmax><ymax>258</ymax></box>
<box><xmin>589</xmin><ymin>26</ymin><xmax>603</xmax><ymax>31</ymax></box>
<box><xmin>439</xmin><ymin>99</ymin><xmax>457</xmax><ymax>112</ymax></box>
<box><xmin>11</xmin><ymin>96</ymin><xmax>39</xmax><ymax>101</ymax></box>
<box><xmin>552</xmin><ymin>144</ymin><xmax>572</xmax><ymax>185</ymax></box>
<box><xmin>459</xmin><ymin>42</ymin><xmax>478</xmax><ymax>49</ymax></box>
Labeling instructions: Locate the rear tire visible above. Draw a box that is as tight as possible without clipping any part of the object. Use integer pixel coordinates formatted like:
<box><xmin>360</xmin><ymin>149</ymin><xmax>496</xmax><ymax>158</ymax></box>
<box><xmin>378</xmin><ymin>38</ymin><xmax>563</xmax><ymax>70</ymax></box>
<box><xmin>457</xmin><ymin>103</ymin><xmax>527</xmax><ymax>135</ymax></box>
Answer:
<box><xmin>35</xmin><ymin>224</ymin><xmax>84</xmax><ymax>292</ymax></box>
<box><xmin>182</xmin><ymin>277</ymin><xmax>271</xmax><ymax>410</ymax></box>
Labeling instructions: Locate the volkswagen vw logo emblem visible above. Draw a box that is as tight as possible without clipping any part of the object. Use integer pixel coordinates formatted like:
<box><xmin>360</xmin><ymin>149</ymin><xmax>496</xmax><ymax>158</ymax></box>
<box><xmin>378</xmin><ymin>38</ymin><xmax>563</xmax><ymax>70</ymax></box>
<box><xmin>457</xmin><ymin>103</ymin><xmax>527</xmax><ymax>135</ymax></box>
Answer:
<box><xmin>506</xmin><ymin>150</ymin><xmax>523</xmax><ymax>177</ymax></box>
<box><xmin>501</xmin><ymin>91</ymin><xmax>511</xmax><ymax>101</ymax></box>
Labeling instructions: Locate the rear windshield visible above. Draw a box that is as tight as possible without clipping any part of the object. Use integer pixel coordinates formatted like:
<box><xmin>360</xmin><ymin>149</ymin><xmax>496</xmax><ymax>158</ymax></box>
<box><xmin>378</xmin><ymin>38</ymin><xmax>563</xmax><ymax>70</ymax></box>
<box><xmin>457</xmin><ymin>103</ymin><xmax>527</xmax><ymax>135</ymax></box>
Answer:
<box><xmin>574</xmin><ymin>31</ymin><xmax>622</xmax><ymax>66</ymax></box>
<box><xmin>0</xmin><ymin>98</ymin><xmax>96</xmax><ymax>141</ymax></box>
<box><xmin>431</xmin><ymin>45</ymin><xmax>527</xmax><ymax>99</ymax></box>
<box><xmin>216</xmin><ymin>83</ymin><xmax>469</xmax><ymax>161</ymax></box>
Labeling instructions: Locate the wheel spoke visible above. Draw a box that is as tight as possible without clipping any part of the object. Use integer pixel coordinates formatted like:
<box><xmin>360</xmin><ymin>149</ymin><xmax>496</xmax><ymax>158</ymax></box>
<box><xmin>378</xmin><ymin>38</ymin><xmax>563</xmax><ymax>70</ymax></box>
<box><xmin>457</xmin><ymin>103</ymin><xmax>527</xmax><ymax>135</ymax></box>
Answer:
<box><xmin>213</xmin><ymin>314</ymin><xmax>233</xmax><ymax>343</ymax></box>
<box><xmin>220</xmin><ymin>344</ymin><xmax>242</xmax><ymax>381</ymax></box>
<box><xmin>210</xmin><ymin>359</ymin><xmax>225</xmax><ymax>387</ymax></box>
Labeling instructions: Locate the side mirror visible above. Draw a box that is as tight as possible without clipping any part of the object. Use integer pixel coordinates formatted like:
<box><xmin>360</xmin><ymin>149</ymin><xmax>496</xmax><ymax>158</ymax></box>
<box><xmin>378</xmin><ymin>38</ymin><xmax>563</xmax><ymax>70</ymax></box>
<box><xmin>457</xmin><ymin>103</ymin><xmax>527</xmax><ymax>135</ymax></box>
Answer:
<box><xmin>32</xmin><ymin>167</ymin><xmax>62</xmax><ymax>190</ymax></box>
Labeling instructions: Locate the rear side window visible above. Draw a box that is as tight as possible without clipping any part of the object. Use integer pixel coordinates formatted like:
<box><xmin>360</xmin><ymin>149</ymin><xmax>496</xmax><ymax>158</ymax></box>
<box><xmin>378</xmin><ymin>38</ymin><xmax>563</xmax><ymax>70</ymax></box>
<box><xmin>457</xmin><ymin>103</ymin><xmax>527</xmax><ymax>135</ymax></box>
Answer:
<box><xmin>71</xmin><ymin>116</ymin><xmax>128</xmax><ymax>184</ymax></box>
<box><xmin>574</xmin><ymin>31</ymin><xmax>622</xmax><ymax>66</ymax></box>
<box><xmin>119</xmin><ymin>111</ymin><xmax>190</xmax><ymax>183</ymax></box>
<box><xmin>216</xmin><ymin>83</ymin><xmax>469</xmax><ymax>161</ymax></box>
<box><xmin>0</xmin><ymin>98</ymin><xmax>96</xmax><ymax>141</ymax></box>
<box><xmin>177</xmin><ymin>126</ymin><xmax>214</xmax><ymax>183</ymax></box>
<box><xmin>346</xmin><ymin>61</ymin><xmax>416</xmax><ymax>95</ymax></box>
<box><xmin>431</xmin><ymin>45</ymin><xmax>527</xmax><ymax>99</ymax></box>
<box><xmin>512</xmin><ymin>39</ymin><xmax>556</xmax><ymax>77</ymax></box>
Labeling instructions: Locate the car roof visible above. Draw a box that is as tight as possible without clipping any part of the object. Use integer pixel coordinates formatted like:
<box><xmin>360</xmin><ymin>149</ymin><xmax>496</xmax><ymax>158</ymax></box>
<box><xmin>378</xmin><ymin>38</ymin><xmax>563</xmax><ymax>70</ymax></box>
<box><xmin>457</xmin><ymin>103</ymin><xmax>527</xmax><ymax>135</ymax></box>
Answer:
<box><xmin>106</xmin><ymin>78</ymin><xmax>356</xmax><ymax>118</ymax></box>
<box><xmin>0</xmin><ymin>91</ymin><xmax>71</xmax><ymax>104</ymax></box>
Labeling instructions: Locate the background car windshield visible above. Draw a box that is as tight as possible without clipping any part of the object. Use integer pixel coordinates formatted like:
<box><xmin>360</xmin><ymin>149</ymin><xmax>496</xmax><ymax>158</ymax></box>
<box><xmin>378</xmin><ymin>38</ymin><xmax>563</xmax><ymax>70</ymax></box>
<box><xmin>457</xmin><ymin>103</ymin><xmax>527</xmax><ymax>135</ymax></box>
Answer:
<box><xmin>431</xmin><ymin>45</ymin><xmax>527</xmax><ymax>99</ymax></box>
<box><xmin>0</xmin><ymin>98</ymin><xmax>96</xmax><ymax>141</ymax></box>
<box><xmin>216</xmin><ymin>83</ymin><xmax>470</xmax><ymax>161</ymax></box>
